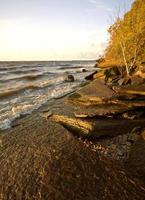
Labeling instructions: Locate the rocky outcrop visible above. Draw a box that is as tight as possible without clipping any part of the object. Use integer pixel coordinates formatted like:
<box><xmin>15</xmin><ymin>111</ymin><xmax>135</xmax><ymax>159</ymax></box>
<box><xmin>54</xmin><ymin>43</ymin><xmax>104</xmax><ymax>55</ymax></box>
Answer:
<box><xmin>51</xmin><ymin>113</ymin><xmax>145</xmax><ymax>138</ymax></box>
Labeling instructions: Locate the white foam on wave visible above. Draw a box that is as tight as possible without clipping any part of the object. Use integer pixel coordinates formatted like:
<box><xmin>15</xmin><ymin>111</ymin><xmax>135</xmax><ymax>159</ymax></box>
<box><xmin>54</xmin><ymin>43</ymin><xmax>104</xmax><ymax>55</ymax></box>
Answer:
<box><xmin>0</xmin><ymin>60</ymin><xmax>96</xmax><ymax>131</ymax></box>
<box><xmin>0</xmin><ymin>81</ymin><xmax>81</xmax><ymax>130</ymax></box>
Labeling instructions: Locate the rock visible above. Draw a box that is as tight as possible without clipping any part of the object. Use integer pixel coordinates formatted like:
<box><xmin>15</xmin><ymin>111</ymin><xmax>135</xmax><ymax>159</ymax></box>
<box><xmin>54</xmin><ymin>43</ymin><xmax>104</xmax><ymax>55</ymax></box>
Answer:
<box><xmin>110</xmin><ymin>144</ymin><xmax>116</xmax><ymax>149</ymax></box>
<box><xmin>0</xmin><ymin>139</ymin><xmax>2</xmax><ymax>147</ymax></box>
<box><xmin>82</xmin><ymin>68</ymin><xmax>87</xmax><ymax>72</ymax></box>
<box><xmin>121</xmin><ymin>134</ymin><xmax>128</xmax><ymax>145</ymax></box>
<box><xmin>118</xmin><ymin>78</ymin><xmax>125</xmax><ymax>86</ymax></box>
<box><xmin>135</xmin><ymin>69</ymin><xmax>145</xmax><ymax>79</ymax></box>
<box><xmin>51</xmin><ymin>113</ymin><xmax>145</xmax><ymax>139</ymax></box>
<box><xmin>118</xmin><ymin>85</ymin><xmax>145</xmax><ymax>96</ymax></box>
<box><xmin>40</xmin><ymin>110</ymin><xmax>53</xmax><ymax>119</ymax></box>
<box><xmin>127</xmin><ymin>127</ymin><xmax>142</xmax><ymax>143</ymax></box>
<box><xmin>117</xmin><ymin>149</ymin><xmax>124</xmax><ymax>156</ymax></box>
<box><xmin>122</xmin><ymin>110</ymin><xmax>144</xmax><ymax>120</ymax></box>
<box><xmin>94</xmin><ymin>63</ymin><xmax>98</xmax><ymax>68</ymax></box>
<box><xmin>93</xmin><ymin>70</ymin><xmax>106</xmax><ymax>81</ymax></box>
<box><xmin>65</xmin><ymin>74</ymin><xmax>75</xmax><ymax>82</ymax></box>
<box><xmin>68</xmin><ymin>79</ymin><xmax>115</xmax><ymax>106</ymax></box>
<box><xmin>103</xmin><ymin>66</ymin><xmax>124</xmax><ymax>83</ymax></box>
<box><xmin>85</xmin><ymin>70</ymin><xmax>98</xmax><ymax>80</ymax></box>
<box><xmin>118</xmin><ymin>76</ymin><xmax>131</xmax><ymax>86</ymax></box>
<box><xmin>74</xmin><ymin>103</ymin><xmax>134</xmax><ymax>118</ymax></box>
<box><xmin>131</xmin><ymin>75</ymin><xmax>145</xmax><ymax>85</ymax></box>
<box><xmin>126</xmin><ymin>130</ymin><xmax>145</xmax><ymax>183</ymax></box>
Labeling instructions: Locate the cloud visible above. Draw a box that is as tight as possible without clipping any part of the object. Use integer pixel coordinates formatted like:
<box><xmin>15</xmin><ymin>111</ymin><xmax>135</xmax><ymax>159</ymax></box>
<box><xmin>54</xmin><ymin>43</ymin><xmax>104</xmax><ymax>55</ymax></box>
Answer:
<box><xmin>87</xmin><ymin>0</ymin><xmax>113</xmax><ymax>12</ymax></box>
<box><xmin>87</xmin><ymin>0</ymin><xmax>97</xmax><ymax>4</ymax></box>
<box><xmin>0</xmin><ymin>19</ymin><xmax>109</xmax><ymax>60</ymax></box>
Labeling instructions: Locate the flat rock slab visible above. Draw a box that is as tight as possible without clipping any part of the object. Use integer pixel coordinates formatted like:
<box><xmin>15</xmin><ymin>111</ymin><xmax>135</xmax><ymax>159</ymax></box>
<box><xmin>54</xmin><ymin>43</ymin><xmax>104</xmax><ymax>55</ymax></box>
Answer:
<box><xmin>78</xmin><ymin>79</ymin><xmax>114</xmax><ymax>98</ymax></box>
<box><xmin>116</xmin><ymin>85</ymin><xmax>145</xmax><ymax>96</ymax></box>
<box><xmin>74</xmin><ymin>103</ymin><xmax>134</xmax><ymax>118</ymax></box>
<box><xmin>68</xmin><ymin>79</ymin><xmax>115</xmax><ymax>105</ymax></box>
<box><xmin>51</xmin><ymin>114</ymin><xmax>145</xmax><ymax>138</ymax></box>
<box><xmin>0</xmin><ymin>118</ymin><xmax>145</xmax><ymax>200</ymax></box>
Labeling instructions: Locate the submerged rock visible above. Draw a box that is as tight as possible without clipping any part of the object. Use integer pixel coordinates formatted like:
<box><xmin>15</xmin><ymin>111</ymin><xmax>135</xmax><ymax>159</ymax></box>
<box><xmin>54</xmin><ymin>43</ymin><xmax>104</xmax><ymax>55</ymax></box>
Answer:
<box><xmin>82</xmin><ymin>68</ymin><xmax>87</xmax><ymax>72</ymax></box>
<box><xmin>65</xmin><ymin>74</ymin><xmax>75</xmax><ymax>82</ymax></box>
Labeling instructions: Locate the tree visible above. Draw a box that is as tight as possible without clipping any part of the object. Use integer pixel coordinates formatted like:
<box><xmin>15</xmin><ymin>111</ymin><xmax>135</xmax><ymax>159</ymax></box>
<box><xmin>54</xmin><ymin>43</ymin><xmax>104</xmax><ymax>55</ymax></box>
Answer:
<box><xmin>103</xmin><ymin>0</ymin><xmax>145</xmax><ymax>75</ymax></box>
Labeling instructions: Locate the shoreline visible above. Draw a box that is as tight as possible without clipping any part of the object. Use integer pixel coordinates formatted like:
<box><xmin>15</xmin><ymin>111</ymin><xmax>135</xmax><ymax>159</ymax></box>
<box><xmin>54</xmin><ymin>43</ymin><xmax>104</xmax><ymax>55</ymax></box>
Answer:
<box><xmin>0</xmin><ymin>69</ymin><xmax>145</xmax><ymax>199</ymax></box>
<box><xmin>0</xmin><ymin>60</ymin><xmax>96</xmax><ymax>131</ymax></box>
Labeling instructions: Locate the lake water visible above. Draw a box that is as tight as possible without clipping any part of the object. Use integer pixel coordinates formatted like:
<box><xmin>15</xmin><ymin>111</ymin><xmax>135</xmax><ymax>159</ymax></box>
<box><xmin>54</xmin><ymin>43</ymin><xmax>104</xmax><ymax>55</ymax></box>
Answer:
<box><xmin>0</xmin><ymin>60</ymin><xmax>96</xmax><ymax>130</ymax></box>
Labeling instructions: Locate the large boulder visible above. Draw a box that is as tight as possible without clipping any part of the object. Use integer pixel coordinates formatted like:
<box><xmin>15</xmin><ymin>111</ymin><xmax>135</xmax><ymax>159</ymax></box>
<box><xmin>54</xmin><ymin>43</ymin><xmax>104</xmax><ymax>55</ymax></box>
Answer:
<box><xmin>52</xmin><ymin>113</ymin><xmax>145</xmax><ymax>138</ymax></box>
<box><xmin>68</xmin><ymin>79</ymin><xmax>115</xmax><ymax>106</ymax></box>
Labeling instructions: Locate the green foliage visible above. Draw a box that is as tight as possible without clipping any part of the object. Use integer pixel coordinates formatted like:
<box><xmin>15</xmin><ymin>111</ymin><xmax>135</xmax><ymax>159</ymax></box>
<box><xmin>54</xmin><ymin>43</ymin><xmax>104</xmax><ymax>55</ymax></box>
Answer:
<box><xmin>104</xmin><ymin>0</ymin><xmax>145</xmax><ymax>70</ymax></box>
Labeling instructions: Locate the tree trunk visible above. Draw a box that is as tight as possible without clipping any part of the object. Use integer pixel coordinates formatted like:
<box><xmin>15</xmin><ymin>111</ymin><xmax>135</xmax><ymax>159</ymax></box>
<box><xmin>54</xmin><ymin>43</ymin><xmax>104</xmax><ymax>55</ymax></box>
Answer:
<box><xmin>120</xmin><ymin>42</ymin><xmax>130</xmax><ymax>75</ymax></box>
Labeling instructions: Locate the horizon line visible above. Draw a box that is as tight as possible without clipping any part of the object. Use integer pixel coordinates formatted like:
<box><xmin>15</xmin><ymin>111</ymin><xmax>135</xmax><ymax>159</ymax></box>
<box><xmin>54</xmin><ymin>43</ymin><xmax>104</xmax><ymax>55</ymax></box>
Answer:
<box><xmin>0</xmin><ymin>59</ymin><xmax>97</xmax><ymax>62</ymax></box>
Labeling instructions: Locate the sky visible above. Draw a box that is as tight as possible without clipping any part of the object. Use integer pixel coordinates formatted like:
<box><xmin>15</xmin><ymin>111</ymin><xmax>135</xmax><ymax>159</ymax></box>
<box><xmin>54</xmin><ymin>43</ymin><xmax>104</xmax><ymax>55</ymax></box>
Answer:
<box><xmin>0</xmin><ymin>0</ymin><xmax>132</xmax><ymax>61</ymax></box>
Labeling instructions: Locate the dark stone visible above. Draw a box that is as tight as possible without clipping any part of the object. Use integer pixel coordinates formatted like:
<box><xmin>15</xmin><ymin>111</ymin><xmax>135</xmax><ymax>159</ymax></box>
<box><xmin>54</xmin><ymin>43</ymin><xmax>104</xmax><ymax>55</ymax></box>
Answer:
<box><xmin>82</xmin><ymin>68</ymin><xmax>87</xmax><ymax>72</ymax></box>
<box><xmin>85</xmin><ymin>70</ymin><xmax>98</xmax><ymax>80</ymax></box>
<box><xmin>65</xmin><ymin>74</ymin><xmax>75</xmax><ymax>82</ymax></box>
<box><xmin>94</xmin><ymin>63</ymin><xmax>98</xmax><ymax>68</ymax></box>
<box><xmin>122</xmin><ymin>110</ymin><xmax>144</xmax><ymax>120</ymax></box>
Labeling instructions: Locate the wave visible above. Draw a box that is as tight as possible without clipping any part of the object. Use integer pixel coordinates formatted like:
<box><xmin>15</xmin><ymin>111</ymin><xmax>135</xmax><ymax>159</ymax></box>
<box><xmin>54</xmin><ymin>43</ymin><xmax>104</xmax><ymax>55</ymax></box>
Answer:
<box><xmin>0</xmin><ymin>61</ymin><xmax>95</xmax><ymax>130</ymax></box>
<box><xmin>0</xmin><ymin>85</ymin><xmax>39</xmax><ymax>99</ymax></box>
<box><xmin>0</xmin><ymin>71</ymin><xmax>57</xmax><ymax>83</ymax></box>
<box><xmin>18</xmin><ymin>74</ymin><xmax>44</xmax><ymax>81</ymax></box>
<box><xmin>12</xmin><ymin>69</ymin><xmax>40</xmax><ymax>74</ymax></box>
<box><xmin>0</xmin><ymin>82</ymin><xmax>81</xmax><ymax>130</ymax></box>
<box><xmin>0</xmin><ymin>74</ymin><xmax>67</xmax><ymax>99</ymax></box>
<box><xmin>58</xmin><ymin>66</ymin><xmax>83</xmax><ymax>70</ymax></box>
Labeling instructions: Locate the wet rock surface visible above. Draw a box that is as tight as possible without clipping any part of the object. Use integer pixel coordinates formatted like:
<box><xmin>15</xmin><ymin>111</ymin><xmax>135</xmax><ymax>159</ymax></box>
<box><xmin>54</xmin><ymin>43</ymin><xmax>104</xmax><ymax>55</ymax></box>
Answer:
<box><xmin>64</xmin><ymin>74</ymin><xmax>75</xmax><ymax>82</ymax></box>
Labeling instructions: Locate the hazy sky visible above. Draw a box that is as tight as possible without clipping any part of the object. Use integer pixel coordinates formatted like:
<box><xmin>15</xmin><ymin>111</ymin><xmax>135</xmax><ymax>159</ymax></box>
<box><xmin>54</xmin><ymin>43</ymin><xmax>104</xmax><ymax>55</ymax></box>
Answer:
<box><xmin>0</xmin><ymin>0</ymin><xmax>132</xmax><ymax>61</ymax></box>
